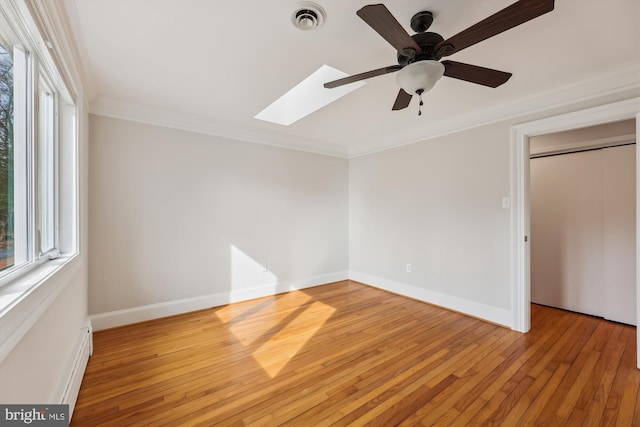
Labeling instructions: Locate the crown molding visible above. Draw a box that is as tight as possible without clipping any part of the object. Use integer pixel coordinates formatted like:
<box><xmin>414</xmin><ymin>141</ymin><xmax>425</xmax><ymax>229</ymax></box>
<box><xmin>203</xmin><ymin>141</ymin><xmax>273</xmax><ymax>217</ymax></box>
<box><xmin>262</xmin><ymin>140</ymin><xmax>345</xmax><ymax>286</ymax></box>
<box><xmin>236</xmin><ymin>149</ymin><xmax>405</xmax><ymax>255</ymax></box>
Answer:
<box><xmin>58</xmin><ymin>0</ymin><xmax>96</xmax><ymax>104</ymax></box>
<box><xmin>90</xmin><ymin>61</ymin><xmax>639</xmax><ymax>159</ymax></box>
<box><xmin>90</xmin><ymin>97</ymin><xmax>351</xmax><ymax>158</ymax></box>
<box><xmin>350</xmin><ymin>61</ymin><xmax>640</xmax><ymax>158</ymax></box>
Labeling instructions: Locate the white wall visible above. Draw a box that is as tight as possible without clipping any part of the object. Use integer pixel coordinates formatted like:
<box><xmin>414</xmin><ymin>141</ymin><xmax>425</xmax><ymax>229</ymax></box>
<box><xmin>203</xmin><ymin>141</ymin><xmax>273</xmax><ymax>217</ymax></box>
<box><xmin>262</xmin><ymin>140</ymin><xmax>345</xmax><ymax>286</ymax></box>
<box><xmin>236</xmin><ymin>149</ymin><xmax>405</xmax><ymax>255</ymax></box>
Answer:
<box><xmin>0</xmin><ymin>269</ymin><xmax>88</xmax><ymax>402</ymax></box>
<box><xmin>348</xmin><ymin>93</ymin><xmax>639</xmax><ymax>328</ymax></box>
<box><xmin>349</xmin><ymin>122</ymin><xmax>513</xmax><ymax>325</ymax></box>
<box><xmin>88</xmin><ymin>115</ymin><xmax>348</xmax><ymax>328</ymax></box>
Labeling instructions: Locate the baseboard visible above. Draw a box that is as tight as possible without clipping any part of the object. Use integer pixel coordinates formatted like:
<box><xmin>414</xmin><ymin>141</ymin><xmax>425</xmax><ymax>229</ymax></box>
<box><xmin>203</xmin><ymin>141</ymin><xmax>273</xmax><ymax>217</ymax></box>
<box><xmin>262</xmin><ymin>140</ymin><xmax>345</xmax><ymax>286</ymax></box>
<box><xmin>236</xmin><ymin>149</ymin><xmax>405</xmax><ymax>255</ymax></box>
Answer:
<box><xmin>89</xmin><ymin>271</ymin><xmax>349</xmax><ymax>330</ymax></box>
<box><xmin>62</xmin><ymin>319</ymin><xmax>92</xmax><ymax>419</ymax></box>
<box><xmin>349</xmin><ymin>271</ymin><xmax>512</xmax><ymax>328</ymax></box>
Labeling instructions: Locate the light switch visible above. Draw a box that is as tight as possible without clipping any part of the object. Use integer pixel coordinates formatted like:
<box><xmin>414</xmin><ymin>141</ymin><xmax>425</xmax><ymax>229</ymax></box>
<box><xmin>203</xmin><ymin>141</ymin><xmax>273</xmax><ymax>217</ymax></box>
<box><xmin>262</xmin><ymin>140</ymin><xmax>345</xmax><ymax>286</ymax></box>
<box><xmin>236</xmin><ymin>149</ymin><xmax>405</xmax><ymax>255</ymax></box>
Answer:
<box><xmin>502</xmin><ymin>197</ymin><xmax>511</xmax><ymax>208</ymax></box>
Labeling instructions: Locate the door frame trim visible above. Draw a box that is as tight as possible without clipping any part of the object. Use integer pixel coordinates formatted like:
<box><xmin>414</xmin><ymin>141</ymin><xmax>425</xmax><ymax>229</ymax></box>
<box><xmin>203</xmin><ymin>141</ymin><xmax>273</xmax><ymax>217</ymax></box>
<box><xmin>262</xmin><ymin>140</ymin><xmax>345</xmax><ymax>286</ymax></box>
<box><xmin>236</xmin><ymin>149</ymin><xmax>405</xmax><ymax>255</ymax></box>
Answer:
<box><xmin>510</xmin><ymin>98</ymin><xmax>640</xmax><ymax>340</ymax></box>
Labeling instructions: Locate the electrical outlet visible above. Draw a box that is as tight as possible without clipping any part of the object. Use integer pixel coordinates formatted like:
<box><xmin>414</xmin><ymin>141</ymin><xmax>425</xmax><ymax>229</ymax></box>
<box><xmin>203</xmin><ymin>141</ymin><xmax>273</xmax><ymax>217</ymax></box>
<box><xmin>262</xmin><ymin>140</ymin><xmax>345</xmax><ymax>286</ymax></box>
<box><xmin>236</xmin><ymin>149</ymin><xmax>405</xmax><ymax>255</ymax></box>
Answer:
<box><xmin>406</xmin><ymin>263</ymin><xmax>412</xmax><ymax>273</ymax></box>
<box><xmin>261</xmin><ymin>262</ymin><xmax>268</xmax><ymax>272</ymax></box>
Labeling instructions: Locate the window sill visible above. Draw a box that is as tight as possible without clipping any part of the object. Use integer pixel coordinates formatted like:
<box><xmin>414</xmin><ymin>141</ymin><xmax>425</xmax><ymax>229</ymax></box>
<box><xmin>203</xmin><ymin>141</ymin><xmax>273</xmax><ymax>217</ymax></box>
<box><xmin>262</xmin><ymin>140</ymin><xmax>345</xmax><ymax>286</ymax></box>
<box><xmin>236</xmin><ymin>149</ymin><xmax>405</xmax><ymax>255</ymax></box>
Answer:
<box><xmin>0</xmin><ymin>253</ymin><xmax>79</xmax><ymax>363</ymax></box>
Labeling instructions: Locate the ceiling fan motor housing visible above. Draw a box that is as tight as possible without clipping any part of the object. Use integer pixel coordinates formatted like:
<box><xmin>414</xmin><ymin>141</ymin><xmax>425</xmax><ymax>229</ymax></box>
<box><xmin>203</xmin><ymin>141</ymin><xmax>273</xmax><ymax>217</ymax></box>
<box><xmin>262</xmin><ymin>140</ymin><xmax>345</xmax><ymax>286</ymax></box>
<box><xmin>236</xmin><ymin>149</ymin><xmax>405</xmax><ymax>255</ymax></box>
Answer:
<box><xmin>410</xmin><ymin>11</ymin><xmax>434</xmax><ymax>33</ymax></box>
<box><xmin>397</xmin><ymin>31</ymin><xmax>445</xmax><ymax>66</ymax></box>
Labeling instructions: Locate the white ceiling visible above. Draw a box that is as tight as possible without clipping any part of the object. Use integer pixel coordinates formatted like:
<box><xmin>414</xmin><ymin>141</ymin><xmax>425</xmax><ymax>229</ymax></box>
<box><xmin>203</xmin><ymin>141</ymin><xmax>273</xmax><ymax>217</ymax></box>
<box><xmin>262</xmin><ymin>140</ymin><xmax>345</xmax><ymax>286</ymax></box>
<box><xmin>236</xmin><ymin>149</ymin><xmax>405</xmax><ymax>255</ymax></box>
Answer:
<box><xmin>63</xmin><ymin>0</ymin><xmax>640</xmax><ymax>157</ymax></box>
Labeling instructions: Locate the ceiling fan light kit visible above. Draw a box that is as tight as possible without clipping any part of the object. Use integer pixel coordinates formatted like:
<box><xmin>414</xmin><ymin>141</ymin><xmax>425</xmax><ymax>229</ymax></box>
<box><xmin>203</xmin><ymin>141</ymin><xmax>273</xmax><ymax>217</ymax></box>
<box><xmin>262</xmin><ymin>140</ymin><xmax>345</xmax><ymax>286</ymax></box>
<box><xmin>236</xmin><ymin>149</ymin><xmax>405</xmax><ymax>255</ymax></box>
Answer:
<box><xmin>395</xmin><ymin>60</ymin><xmax>444</xmax><ymax>96</ymax></box>
<box><xmin>323</xmin><ymin>0</ymin><xmax>555</xmax><ymax>115</ymax></box>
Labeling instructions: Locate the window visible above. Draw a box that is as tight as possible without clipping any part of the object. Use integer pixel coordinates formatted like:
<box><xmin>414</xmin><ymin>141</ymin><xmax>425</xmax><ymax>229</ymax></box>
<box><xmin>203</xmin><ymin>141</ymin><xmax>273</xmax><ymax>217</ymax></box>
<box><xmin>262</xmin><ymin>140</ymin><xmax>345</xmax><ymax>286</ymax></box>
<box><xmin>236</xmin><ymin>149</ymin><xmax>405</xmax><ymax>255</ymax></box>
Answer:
<box><xmin>0</xmin><ymin>10</ymin><xmax>64</xmax><ymax>285</ymax></box>
<box><xmin>0</xmin><ymin>0</ymin><xmax>79</xmax><ymax>362</ymax></box>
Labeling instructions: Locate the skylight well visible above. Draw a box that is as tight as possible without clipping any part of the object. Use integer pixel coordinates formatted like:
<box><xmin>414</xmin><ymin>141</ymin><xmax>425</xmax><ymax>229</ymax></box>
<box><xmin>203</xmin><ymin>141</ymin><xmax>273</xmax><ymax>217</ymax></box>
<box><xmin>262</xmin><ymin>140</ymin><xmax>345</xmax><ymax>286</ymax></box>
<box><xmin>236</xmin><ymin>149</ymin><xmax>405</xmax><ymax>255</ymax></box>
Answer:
<box><xmin>254</xmin><ymin>64</ymin><xmax>365</xmax><ymax>126</ymax></box>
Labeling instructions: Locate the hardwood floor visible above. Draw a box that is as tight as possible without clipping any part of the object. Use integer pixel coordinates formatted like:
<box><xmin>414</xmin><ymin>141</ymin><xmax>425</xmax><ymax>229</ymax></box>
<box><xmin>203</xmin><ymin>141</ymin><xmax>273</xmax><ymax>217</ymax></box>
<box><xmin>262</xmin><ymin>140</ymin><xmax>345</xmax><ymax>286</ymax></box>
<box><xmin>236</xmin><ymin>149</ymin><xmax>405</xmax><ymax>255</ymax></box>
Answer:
<box><xmin>72</xmin><ymin>281</ymin><xmax>640</xmax><ymax>426</ymax></box>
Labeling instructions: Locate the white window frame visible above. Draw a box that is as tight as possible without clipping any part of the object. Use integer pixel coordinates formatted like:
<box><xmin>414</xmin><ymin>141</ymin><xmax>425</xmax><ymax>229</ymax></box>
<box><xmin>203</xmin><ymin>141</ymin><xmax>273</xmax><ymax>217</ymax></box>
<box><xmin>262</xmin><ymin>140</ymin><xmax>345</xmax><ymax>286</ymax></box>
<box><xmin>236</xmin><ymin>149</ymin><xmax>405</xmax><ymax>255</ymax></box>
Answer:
<box><xmin>0</xmin><ymin>0</ymin><xmax>80</xmax><ymax>363</ymax></box>
<box><xmin>36</xmin><ymin>73</ymin><xmax>57</xmax><ymax>257</ymax></box>
<box><xmin>0</xmin><ymin>8</ymin><xmax>62</xmax><ymax>287</ymax></box>
<box><xmin>11</xmin><ymin>46</ymin><xmax>30</xmax><ymax>270</ymax></box>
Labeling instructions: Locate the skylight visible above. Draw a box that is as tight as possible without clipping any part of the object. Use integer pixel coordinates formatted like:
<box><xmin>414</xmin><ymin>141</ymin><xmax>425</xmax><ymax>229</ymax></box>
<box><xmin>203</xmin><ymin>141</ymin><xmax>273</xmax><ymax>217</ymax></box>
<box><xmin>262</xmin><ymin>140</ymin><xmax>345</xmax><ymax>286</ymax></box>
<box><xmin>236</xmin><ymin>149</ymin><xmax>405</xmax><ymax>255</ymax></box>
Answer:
<box><xmin>254</xmin><ymin>64</ymin><xmax>365</xmax><ymax>126</ymax></box>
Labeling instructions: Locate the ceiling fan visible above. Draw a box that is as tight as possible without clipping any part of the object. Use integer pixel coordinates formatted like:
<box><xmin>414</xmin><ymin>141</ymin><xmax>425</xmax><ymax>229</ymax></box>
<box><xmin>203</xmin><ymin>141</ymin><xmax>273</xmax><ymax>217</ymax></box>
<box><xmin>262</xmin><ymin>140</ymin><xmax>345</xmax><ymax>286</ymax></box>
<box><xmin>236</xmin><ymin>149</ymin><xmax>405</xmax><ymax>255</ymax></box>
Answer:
<box><xmin>324</xmin><ymin>0</ymin><xmax>555</xmax><ymax>114</ymax></box>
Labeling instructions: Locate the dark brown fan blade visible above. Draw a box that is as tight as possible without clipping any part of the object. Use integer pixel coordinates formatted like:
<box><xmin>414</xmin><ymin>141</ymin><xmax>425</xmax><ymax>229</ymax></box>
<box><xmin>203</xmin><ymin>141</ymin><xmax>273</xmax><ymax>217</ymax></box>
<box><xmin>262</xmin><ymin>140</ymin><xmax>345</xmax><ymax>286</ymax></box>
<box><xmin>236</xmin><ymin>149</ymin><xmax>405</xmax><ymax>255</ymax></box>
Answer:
<box><xmin>435</xmin><ymin>0</ymin><xmax>554</xmax><ymax>57</ymax></box>
<box><xmin>324</xmin><ymin>65</ymin><xmax>402</xmax><ymax>89</ymax></box>
<box><xmin>442</xmin><ymin>61</ymin><xmax>512</xmax><ymax>88</ymax></box>
<box><xmin>357</xmin><ymin>4</ymin><xmax>421</xmax><ymax>55</ymax></box>
<box><xmin>392</xmin><ymin>89</ymin><xmax>412</xmax><ymax>111</ymax></box>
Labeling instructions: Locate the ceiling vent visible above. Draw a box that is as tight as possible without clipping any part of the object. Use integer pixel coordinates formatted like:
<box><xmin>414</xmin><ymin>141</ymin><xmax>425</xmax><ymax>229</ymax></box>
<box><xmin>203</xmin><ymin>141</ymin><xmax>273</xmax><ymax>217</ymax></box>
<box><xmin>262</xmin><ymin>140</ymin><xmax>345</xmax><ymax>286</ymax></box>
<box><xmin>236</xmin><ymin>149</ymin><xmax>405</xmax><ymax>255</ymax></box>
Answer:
<box><xmin>292</xmin><ymin>2</ymin><xmax>326</xmax><ymax>30</ymax></box>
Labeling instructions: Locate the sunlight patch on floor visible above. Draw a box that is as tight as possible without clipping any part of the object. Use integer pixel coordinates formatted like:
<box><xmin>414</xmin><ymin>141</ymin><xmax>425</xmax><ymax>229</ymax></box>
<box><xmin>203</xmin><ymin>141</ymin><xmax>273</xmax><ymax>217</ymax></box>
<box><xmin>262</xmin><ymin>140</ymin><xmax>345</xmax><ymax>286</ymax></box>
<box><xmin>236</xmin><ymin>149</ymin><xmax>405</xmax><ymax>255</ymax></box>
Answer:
<box><xmin>215</xmin><ymin>298</ymin><xmax>264</xmax><ymax>324</ymax></box>
<box><xmin>215</xmin><ymin>245</ymin><xmax>336</xmax><ymax>378</ymax></box>
<box><xmin>251</xmin><ymin>301</ymin><xmax>336</xmax><ymax>378</ymax></box>
<box><xmin>229</xmin><ymin>293</ymin><xmax>313</xmax><ymax>347</ymax></box>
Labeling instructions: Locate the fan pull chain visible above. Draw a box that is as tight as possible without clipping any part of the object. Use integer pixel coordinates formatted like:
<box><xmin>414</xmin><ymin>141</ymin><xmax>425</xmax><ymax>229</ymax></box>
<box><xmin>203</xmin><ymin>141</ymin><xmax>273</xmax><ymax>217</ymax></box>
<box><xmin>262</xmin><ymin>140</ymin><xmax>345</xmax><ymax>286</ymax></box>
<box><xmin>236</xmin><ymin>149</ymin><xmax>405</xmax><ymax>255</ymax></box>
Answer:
<box><xmin>416</xmin><ymin>89</ymin><xmax>424</xmax><ymax>116</ymax></box>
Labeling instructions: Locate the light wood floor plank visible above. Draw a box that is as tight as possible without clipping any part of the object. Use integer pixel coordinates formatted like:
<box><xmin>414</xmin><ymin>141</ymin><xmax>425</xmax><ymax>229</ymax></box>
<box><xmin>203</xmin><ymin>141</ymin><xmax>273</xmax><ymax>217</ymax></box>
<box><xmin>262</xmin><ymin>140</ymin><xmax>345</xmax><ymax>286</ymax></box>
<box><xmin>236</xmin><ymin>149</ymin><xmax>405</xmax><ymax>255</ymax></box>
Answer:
<box><xmin>72</xmin><ymin>281</ymin><xmax>639</xmax><ymax>426</ymax></box>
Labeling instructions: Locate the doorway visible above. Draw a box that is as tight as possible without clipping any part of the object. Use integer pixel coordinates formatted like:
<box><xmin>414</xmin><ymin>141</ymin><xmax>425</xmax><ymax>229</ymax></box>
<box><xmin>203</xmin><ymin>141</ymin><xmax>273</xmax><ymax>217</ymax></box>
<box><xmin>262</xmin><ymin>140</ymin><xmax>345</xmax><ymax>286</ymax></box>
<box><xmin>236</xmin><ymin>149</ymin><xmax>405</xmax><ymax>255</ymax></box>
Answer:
<box><xmin>529</xmin><ymin>122</ymin><xmax>636</xmax><ymax>324</ymax></box>
<box><xmin>510</xmin><ymin>97</ymin><xmax>640</xmax><ymax>366</ymax></box>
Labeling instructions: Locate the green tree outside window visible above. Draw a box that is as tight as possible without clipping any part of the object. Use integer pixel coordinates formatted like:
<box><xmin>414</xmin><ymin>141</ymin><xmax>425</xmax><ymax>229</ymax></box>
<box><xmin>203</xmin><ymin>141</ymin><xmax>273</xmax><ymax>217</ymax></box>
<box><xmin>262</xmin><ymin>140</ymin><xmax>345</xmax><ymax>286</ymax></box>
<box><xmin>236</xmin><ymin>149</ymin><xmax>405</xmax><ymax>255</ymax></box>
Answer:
<box><xmin>0</xmin><ymin>44</ymin><xmax>13</xmax><ymax>270</ymax></box>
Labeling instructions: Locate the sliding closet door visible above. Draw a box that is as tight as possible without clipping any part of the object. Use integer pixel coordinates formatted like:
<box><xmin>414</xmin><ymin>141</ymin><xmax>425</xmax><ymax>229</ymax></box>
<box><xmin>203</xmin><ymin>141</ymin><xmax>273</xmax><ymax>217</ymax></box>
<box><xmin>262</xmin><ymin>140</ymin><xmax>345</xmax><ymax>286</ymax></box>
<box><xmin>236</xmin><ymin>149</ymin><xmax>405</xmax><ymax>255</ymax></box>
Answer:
<box><xmin>530</xmin><ymin>150</ymin><xmax>604</xmax><ymax>317</ymax></box>
<box><xmin>602</xmin><ymin>145</ymin><xmax>636</xmax><ymax>325</ymax></box>
<box><xmin>531</xmin><ymin>144</ymin><xmax>636</xmax><ymax>325</ymax></box>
